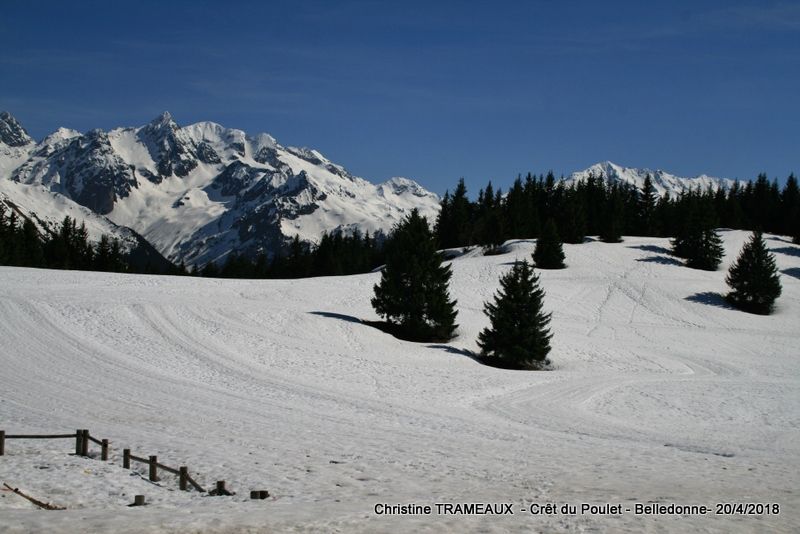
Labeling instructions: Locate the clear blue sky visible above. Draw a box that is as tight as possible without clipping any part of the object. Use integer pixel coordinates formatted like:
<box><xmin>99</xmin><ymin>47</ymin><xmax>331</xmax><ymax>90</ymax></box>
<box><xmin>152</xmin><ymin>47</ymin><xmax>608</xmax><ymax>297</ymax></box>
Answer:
<box><xmin>1</xmin><ymin>0</ymin><xmax>798</xmax><ymax>194</ymax></box>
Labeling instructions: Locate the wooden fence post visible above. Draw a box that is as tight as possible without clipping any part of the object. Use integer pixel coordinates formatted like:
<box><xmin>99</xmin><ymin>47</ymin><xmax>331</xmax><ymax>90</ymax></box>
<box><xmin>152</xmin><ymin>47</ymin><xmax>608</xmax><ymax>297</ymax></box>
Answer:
<box><xmin>179</xmin><ymin>466</ymin><xmax>188</xmax><ymax>491</ymax></box>
<box><xmin>80</xmin><ymin>430</ymin><xmax>89</xmax><ymax>456</ymax></box>
<box><xmin>149</xmin><ymin>456</ymin><xmax>158</xmax><ymax>482</ymax></box>
<box><xmin>0</xmin><ymin>430</ymin><xmax>5</xmax><ymax>456</ymax></box>
<box><xmin>123</xmin><ymin>448</ymin><xmax>130</xmax><ymax>469</ymax></box>
<box><xmin>75</xmin><ymin>429</ymin><xmax>83</xmax><ymax>455</ymax></box>
<box><xmin>101</xmin><ymin>439</ymin><xmax>109</xmax><ymax>461</ymax></box>
<box><xmin>133</xmin><ymin>495</ymin><xmax>145</xmax><ymax>506</ymax></box>
<box><xmin>216</xmin><ymin>480</ymin><xmax>226</xmax><ymax>494</ymax></box>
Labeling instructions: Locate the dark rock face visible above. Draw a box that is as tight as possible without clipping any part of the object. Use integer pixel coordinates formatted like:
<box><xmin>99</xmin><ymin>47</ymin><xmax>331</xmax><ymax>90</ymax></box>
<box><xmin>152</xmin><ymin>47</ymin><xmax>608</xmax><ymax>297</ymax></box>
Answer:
<box><xmin>210</xmin><ymin>161</ymin><xmax>265</xmax><ymax>197</ymax></box>
<box><xmin>0</xmin><ymin>112</ymin><xmax>33</xmax><ymax>147</ymax></box>
<box><xmin>56</xmin><ymin>130</ymin><xmax>138</xmax><ymax>214</ymax></box>
<box><xmin>196</xmin><ymin>142</ymin><xmax>221</xmax><ymax>164</ymax></box>
<box><xmin>253</xmin><ymin>145</ymin><xmax>289</xmax><ymax>171</ymax></box>
<box><xmin>138</xmin><ymin>112</ymin><xmax>198</xmax><ymax>178</ymax></box>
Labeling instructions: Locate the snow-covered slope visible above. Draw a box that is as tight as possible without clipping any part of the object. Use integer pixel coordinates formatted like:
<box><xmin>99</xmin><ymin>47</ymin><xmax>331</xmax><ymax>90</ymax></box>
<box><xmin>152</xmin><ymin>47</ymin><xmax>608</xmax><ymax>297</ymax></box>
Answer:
<box><xmin>569</xmin><ymin>161</ymin><xmax>736</xmax><ymax>195</ymax></box>
<box><xmin>1</xmin><ymin>231</ymin><xmax>798</xmax><ymax>533</ymax></box>
<box><xmin>1</xmin><ymin>112</ymin><xmax>440</xmax><ymax>267</ymax></box>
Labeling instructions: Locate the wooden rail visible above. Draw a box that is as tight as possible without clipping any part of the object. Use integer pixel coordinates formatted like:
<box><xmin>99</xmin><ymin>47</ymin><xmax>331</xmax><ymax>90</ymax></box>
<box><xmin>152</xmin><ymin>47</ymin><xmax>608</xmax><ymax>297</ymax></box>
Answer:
<box><xmin>2</xmin><ymin>429</ymin><xmax>215</xmax><ymax>494</ymax></box>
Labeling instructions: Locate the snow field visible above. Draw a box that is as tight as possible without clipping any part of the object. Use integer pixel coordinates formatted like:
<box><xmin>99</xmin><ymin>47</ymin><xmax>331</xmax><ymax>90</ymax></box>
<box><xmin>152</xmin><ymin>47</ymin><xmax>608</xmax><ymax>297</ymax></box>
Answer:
<box><xmin>0</xmin><ymin>230</ymin><xmax>798</xmax><ymax>533</ymax></box>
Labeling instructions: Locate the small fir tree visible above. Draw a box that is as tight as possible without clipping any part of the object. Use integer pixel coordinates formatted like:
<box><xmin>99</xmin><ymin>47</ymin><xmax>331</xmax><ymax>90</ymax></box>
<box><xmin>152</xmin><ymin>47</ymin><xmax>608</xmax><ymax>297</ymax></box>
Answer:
<box><xmin>684</xmin><ymin>227</ymin><xmax>724</xmax><ymax>270</ymax></box>
<box><xmin>560</xmin><ymin>191</ymin><xmax>587</xmax><ymax>244</ymax></box>
<box><xmin>372</xmin><ymin>209</ymin><xmax>458</xmax><ymax>341</ymax></box>
<box><xmin>725</xmin><ymin>231</ymin><xmax>782</xmax><ymax>314</ymax></box>
<box><xmin>638</xmin><ymin>174</ymin><xmax>659</xmax><ymax>236</ymax></box>
<box><xmin>599</xmin><ymin>188</ymin><xmax>624</xmax><ymax>243</ymax></box>
<box><xmin>533</xmin><ymin>218</ymin><xmax>565</xmax><ymax>269</ymax></box>
<box><xmin>477</xmin><ymin>260</ymin><xmax>552</xmax><ymax>370</ymax></box>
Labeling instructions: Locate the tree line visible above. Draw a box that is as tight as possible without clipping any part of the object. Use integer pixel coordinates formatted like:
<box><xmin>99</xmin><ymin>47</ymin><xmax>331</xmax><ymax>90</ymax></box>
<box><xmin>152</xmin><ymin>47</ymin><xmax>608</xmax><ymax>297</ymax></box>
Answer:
<box><xmin>435</xmin><ymin>172</ymin><xmax>800</xmax><ymax>250</ymax></box>
<box><xmin>2</xmin><ymin>170</ymin><xmax>797</xmax><ymax>280</ymax></box>
<box><xmin>0</xmin><ymin>213</ymin><xmax>130</xmax><ymax>272</ymax></box>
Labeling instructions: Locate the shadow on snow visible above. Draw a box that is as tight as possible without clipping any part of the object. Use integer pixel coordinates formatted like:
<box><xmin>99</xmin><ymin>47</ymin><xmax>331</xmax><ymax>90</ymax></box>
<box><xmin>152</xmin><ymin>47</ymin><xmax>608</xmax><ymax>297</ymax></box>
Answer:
<box><xmin>684</xmin><ymin>291</ymin><xmax>736</xmax><ymax>310</ymax></box>
<box><xmin>310</xmin><ymin>312</ymin><xmax>546</xmax><ymax>370</ymax></box>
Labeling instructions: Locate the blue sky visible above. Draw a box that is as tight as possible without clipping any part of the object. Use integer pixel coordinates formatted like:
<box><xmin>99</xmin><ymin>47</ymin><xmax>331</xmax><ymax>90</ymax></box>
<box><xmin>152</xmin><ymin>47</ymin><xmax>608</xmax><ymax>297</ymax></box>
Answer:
<box><xmin>1</xmin><ymin>0</ymin><xmax>798</xmax><ymax>194</ymax></box>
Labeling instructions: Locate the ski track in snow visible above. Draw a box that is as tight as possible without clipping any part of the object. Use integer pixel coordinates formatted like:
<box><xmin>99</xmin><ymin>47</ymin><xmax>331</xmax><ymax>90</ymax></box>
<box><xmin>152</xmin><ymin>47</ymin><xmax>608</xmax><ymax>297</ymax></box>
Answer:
<box><xmin>1</xmin><ymin>231</ymin><xmax>798</xmax><ymax>533</ymax></box>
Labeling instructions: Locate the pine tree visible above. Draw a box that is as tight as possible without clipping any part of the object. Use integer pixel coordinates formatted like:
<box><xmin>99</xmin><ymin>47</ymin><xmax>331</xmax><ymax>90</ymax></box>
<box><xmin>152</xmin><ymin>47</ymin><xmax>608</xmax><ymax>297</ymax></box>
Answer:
<box><xmin>793</xmin><ymin>210</ymin><xmax>800</xmax><ymax>245</ymax></box>
<box><xmin>638</xmin><ymin>174</ymin><xmax>658</xmax><ymax>236</ymax></box>
<box><xmin>477</xmin><ymin>260</ymin><xmax>552</xmax><ymax>370</ymax></box>
<box><xmin>559</xmin><ymin>189</ymin><xmax>586</xmax><ymax>244</ymax></box>
<box><xmin>533</xmin><ymin>218</ymin><xmax>565</xmax><ymax>269</ymax></box>
<box><xmin>725</xmin><ymin>231</ymin><xmax>782</xmax><ymax>314</ymax></box>
<box><xmin>599</xmin><ymin>186</ymin><xmax>624</xmax><ymax>243</ymax></box>
<box><xmin>685</xmin><ymin>227</ymin><xmax>724</xmax><ymax>271</ymax></box>
<box><xmin>372</xmin><ymin>209</ymin><xmax>458</xmax><ymax>341</ymax></box>
<box><xmin>682</xmin><ymin>210</ymin><xmax>724</xmax><ymax>271</ymax></box>
<box><xmin>93</xmin><ymin>234</ymin><xmax>113</xmax><ymax>271</ymax></box>
<box><xmin>782</xmin><ymin>173</ymin><xmax>799</xmax><ymax>238</ymax></box>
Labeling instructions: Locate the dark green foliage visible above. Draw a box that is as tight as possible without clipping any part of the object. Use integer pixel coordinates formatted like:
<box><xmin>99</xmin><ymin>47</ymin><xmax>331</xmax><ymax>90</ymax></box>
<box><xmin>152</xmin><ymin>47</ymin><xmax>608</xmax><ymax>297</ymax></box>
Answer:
<box><xmin>372</xmin><ymin>209</ymin><xmax>458</xmax><ymax>342</ymax></box>
<box><xmin>474</xmin><ymin>182</ymin><xmax>505</xmax><ymax>251</ymax></box>
<box><xmin>559</xmin><ymin>188</ymin><xmax>586</xmax><ymax>244</ymax></box>
<box><xmin>794</xmin><ymin>210</ymin><xmax>800</xmax><ymax>245</ymax></box>
<box><xmin>684</xmin><ymin>227</ymin><xmax>724</xmax><ymax>271</ymax></box>
<box><xmin>0</xmin><ymin>213</ymin><xmax>131</xmax><ymax>273</ymax></box>
<box><xmin>782</xmin><ymin>173</ymin><xmax>799</xmax><ymax>239</ymax></box>
<box><xmin>435</xmin><ymin>178</ymin><xmax>472</xmax><ymax>248</ymax></box>
<box><xmin>477</xmin><ymin>260</ymin><xmax>552</xmax><ymax>370</ymax></box>
<box><xmin>434</xmin><ymin>171</ymin><xmax>798</xmax><ymax>253</ymax></box>
<box><xmin>637</xmin><ymin>174</ymin><xmax>659</xmax><ymax>236</ymax></box>
<box><xmin>725</xmin><ymin>231</ymin><xmax>782</xmax><ymax>315</ymax></box>
<box><xmin>533</xmin><ymin>219</ymin><xmax>565</xmax><ymax>269</ymax></box>
<box><xmin>599</xmin><ymin>187</ymin><xmax>624</xmax><ymax>243</ymax></box>
<box><xmin>674</xmin><ymin>206</ymin><xmax>724</xmax><ymax>271</ymax></box>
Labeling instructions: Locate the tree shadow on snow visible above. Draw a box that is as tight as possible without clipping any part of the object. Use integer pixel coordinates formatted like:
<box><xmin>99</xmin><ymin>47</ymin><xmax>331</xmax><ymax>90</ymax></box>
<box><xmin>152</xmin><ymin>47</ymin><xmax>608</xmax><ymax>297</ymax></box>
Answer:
<box><xmin>684</xmin><ymin>291</ymin><xmax>736</xmax><ymax>310</ymax></box>
<box><xmin>772</xmin><ymin>246</ymin><xmax>800</xmax><ymax>258</ymax></box>
<box><xmin>426</xmin><ymin>344</ymin><xmax>479</xmax><ymax>359</ymax></box>
<box><xmin>310</xmin><ymin>312</ymin><xmax>547</xmax><ymax>370</ymax></box>
<box><xmin>768</xmin><ymin>236</ymin><xmax>796</xmax><ymax>244</ymax></box>
<box><xmin>782</xmin><ymin>267</ymin><xmax>800</xmax><ymax>280</ymax></box>
<box><xmin>636</xmin><ymin>255</ymin><xmax>683</xmax><ymax>266</ymax></box>
<box><xmin>308</xmin><ymin>311</ymin><xmax>363</xmax><ymax>324</ymax></box>
<box><xmin>627</xmin><ymin>244</ymin><xmax>671</xmax><ymax>254</ymax></box>
<box><xmin>427</xmin><ymin>345</ymin><xmax>548</xmax><ymax>371</ymax></box>
<box><xmin>309</xmin><ymin>312</ymin><xmax>431</xmax><ymax>342</ymax></box>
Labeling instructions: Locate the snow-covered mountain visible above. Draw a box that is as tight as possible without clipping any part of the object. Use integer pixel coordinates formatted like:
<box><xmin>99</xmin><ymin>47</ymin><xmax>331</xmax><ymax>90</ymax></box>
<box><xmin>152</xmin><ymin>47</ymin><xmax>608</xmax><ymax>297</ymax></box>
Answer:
<box><xmin>0</xmin><ymin>112</ymin><xmax>171</xmax><ymax>269</ymax></box>
<box><xmin>568</xmin><ymin>161</ymin><xmax>736</xmax><ymax>196</ymax></box>
<box><xmin>0</xmin><ymin>112</ymin><xmax>440</xmax><ymax>267</ymax></box>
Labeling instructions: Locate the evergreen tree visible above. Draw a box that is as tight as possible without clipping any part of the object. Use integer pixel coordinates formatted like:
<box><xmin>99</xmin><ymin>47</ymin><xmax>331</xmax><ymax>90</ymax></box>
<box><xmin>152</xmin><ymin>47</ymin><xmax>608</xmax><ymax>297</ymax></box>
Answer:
<box><xmin>725</xmin><ymin>231</ymin><xmax>782</xmax><ymax>314</ymax></box>
<box><xmin>793</xmin><ymin>209</ymin><xmax>800</xmax><ymax>245</ymax></box>
<box><xmin>372</xmin><ymin>209</ymin><xmax>458</xmax><ymax>341</ymax></box>
<box><xmin>680</xmin><ymin>209</ymin><xmax>724</xmax><ymax>271</ymax></box>
<box><xmin>533</xmin><ymin>218</ymin><xmax>566</xmax><ymax>269</ymax></box>
<box><xmin>684</xmin><ymin>226</ymin><xmax>724</xmax><ymax>271</ymax></box>
<box><xmin>600</xmin><ymin>184</ymin><xmax>625</xmax><ymax>243</ymax></box>
<box><xmin>781</xmin><ymin>173</ymin><xmax>799</xmax><ymax>238</ymax></box>
<box><xmin>477</xmin><ymin>260</ymin><xmax>552</xmax><ymax>370</ymax></box>
<box><xmin>93</xmin><ymin>234</ymin><xmax>113</xmax><ymax>271</ymax></box>
<box><xmin>638</xmin><ymin>174</ymin><xmax>659</xmax><ymax>235</ymax></box>
<box><xmin>20</xmin><ymin>218</ymin><xmax>44</xmax><ymax>267</ymax></box>
<box><xmin>559</xmin><ymin>189</ymin><xmax>586</xmax><ymax>244</ymax></box>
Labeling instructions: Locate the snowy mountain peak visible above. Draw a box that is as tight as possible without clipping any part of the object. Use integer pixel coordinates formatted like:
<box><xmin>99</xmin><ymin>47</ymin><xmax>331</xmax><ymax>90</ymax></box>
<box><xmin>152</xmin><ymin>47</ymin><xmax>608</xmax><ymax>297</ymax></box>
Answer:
<box><xmin>150</xmin><ymin>111</ymin><xmax>176</xmax><ymax>128</ymax></box>
<box><xmin>378</xmin><ymin>177</ymin><xmax>437</xmax><ymax>199</ymax></box>
<box><xmin>568</xmin><ymin>161</ymin><xmax>735</xmax><ymax>196</ymax></box>
<box><xmin>0</xmin><ymin>111</ymin><xmax>34</xmax><ymax>147</ymax></box>
<box><xmin>1</xmin><ymin>112</ymin><xmax>441</xmax><ymax>266</ymax></box>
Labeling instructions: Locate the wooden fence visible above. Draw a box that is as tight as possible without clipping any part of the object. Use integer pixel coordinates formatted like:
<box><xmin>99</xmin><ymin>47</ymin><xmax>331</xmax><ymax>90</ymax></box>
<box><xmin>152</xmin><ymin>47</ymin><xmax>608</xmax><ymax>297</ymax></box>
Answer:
<box><xmin>0</xmin><ymin>429</ymin><xmax>229</xmax><ymax>495</ymax></box>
